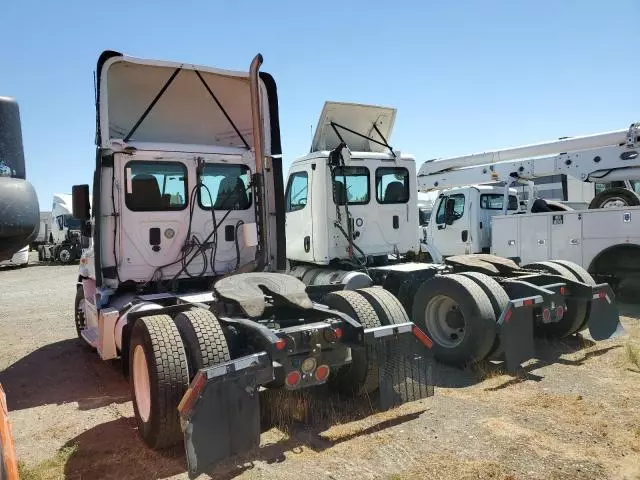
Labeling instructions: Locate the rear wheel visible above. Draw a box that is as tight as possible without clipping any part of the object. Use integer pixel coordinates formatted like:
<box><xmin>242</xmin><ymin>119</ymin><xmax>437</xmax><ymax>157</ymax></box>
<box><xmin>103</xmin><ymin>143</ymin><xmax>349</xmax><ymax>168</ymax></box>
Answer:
<box><xmin>173</xmin><ymin>309</ymin><xmax>230</xmax><ymax>380</ymax></box>
<box><xmin>412</xmin><ymin>274</ymin><xmax>496</xmax><ymax>366</ymax></box>
<box><xmin>324</xmin><ymin>290</ymin><xmax>381</xmax><ymax>396</ymax></box>
<box><xmin>522</xmin><ymin>261</ymin><xmax>587</xmax><ymax>337</ymax></box>
<box><xmin>547</xmin><ymin>260</ymin><xmax>596</xmax><ymax>332</ymax></box>
<box><xmin>458</xmin><ymin>271</ymin><xmax>510</xmax><ymax>356</ymax></box>
<box><xmin>129</xmin><ymin>315</ymin><xmax>190</xmax><ymax>449</ymax></box>
<box><xmin>356</xmin><ymin>287</ymin><xmax>409</xmax><ymax>325</ymax></box>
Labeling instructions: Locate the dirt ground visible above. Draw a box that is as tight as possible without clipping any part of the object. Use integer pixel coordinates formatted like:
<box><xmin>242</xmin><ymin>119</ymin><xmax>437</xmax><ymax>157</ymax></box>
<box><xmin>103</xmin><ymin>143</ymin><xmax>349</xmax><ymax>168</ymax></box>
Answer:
<box><xmin>1</xmin><ymin>255</ymin><xmax>639</xmax><ymax>480</ymax></box>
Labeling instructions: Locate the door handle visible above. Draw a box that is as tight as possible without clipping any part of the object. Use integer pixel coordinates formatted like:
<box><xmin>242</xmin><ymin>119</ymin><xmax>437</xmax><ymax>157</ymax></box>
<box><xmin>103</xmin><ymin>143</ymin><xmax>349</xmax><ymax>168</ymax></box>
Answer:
<box><xmin>461</xmin><ymin>230</ymin><xmax>468</xmax><ymax>242</ymax></box>
<box><xmin>304</xmin><ymin>236</ymin><xmax>310</xmax><ymax>253</ymax></box>
<box><xmin>569</xmin><ymin>238</ymin><xmax>580</xmax><ymax>245</ymax></box>
<box><xmin>437</xmin><ymin>225</ymin><xmax>445</xmax><ymax>230</ymax></box>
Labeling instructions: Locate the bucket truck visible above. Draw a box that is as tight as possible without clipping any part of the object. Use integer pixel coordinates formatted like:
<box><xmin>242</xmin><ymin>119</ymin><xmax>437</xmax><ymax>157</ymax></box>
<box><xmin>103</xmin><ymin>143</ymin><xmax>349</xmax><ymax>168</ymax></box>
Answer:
<box><xmin>0</xmin><ymin>96</ymin><xmax>39</xmax><ymax>480</ymax></box>
<box><xmin>284</xmin><ymin>101</ymin><xmax>623</xmax><ymax>375</ymax></box>
<box><xmin>416</xmin><ymin>122</ymin><xmax>640</xmax><ymax>292</ymax></box>
<box><xmin>417</xmin><ymin>121</ymin><xmax>640</xmax><ymax>209</ymax></box>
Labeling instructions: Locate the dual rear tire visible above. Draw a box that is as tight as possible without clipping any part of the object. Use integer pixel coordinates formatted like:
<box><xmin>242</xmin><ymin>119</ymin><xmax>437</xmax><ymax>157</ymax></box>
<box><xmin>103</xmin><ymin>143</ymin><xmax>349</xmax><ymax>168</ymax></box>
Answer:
<box><xmin>129</xmin><ymin>309</ymin><xmax>229</xmax><ymax>449</ymax></box>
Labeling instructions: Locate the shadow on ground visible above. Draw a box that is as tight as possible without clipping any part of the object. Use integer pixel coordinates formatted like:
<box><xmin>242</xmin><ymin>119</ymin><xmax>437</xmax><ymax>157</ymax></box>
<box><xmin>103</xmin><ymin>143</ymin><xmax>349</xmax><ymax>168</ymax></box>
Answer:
<box><xmin>60</xmin><ymin>386</ymin><xmax>427</xmax><ymax>480</ymax></box>
<box><xmin>0</xmin><ymin>339</ymin><xmax>129</xmax><ymax>411</ymax></box>
<box><xmin>62</xmin><ymin>417</ymin><xmax>185</xmax><ymax>480</ymax></box>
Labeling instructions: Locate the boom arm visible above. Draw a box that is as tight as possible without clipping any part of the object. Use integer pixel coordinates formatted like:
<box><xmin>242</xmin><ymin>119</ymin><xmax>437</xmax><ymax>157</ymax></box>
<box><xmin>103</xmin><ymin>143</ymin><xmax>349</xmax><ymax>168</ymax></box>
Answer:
<box><xmin>418</xmin><ymin>122</ymin><xmax>640</xmax><ymax>191</ymax></box>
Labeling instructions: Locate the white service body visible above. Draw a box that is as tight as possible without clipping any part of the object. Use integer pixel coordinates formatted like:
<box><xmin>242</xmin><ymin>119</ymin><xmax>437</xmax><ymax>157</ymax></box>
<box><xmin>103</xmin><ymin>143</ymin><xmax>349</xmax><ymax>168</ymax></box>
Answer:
<box><xmin>491</xmin><ymin>206</ymin><xmax>640</xmax><ymax>273</ymax></box>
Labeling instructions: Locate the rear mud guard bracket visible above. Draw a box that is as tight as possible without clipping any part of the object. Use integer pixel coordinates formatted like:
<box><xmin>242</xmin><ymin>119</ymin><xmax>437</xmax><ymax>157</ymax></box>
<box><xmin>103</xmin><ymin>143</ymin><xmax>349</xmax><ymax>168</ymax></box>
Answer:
<box><xmin>587</xmin><ymin>284</ymin><xmax>625</xmax><ymax>340</ymax></box>
<box><xmin>180</xmin><ymin>352</ymin><xmax>273</xmax><ymax>479</ymax></box>
<box><xmin>364</xmin><ymin>322</ymin><xmax>435</xmax><ymax>410</ymax></box>
<box><xmin>498</xmin><ymin>296</ymin><xmax>542</xmax><ymax>374</ymax></box>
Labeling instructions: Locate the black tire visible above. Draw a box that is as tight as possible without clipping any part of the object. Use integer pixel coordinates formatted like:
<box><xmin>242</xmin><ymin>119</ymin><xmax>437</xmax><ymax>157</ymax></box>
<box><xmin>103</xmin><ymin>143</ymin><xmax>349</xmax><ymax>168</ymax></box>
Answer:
<box><xmin>522</xmin><ymin>261</ymin><xmax>587</xmax><ymax>337</ymax></box>
<box><xmin>74</xmin><ymin>285</ymin><xmax>86</xmax><ymax>338</ymax></box>
<box><xmin>324</xmin><ymin>290</ymin><xmax>381</xmax><ymax>396</ymax></box>
<box><xmin>547</xmin><ymin>260</ymin><xmax>596</xmax><ymax>332</ymax></box>
<box><xmin>356</xmin><ymin>287</ymin><xmax>409</xmax><ymax>325</ymax></box>
<box><xmin>588</xmin><ymin>187</ymin><xmax>640</xmax><ymax>209</ymax></box>
<box><xmin>129</xmin><ymin>315</ymin><xmax>190</xmax><ymax>449</ymax></box>
<box><xmin>412</xmin><ymin>274</ymin><xmax>496</xmax><ymax>366</ymax></box>
<box><xmin>58</xmin><ymin>247</ymin><xmax>73</xmax><ymax>264</ymax></box>
<box><xmin>173</xmin><ymin>309</ymin><xmax>230</xmax><ymax>380</ymax></box>
<box><xmin>458</xmin><ymin>271</ymin><xmax>510</xmax><ymax>356</ymax></box>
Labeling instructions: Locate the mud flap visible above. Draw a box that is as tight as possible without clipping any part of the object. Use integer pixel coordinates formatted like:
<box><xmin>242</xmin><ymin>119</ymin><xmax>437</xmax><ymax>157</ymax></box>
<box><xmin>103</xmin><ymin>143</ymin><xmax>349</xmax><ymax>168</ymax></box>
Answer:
<box><xmin>587</xmin><ymin>284</ymin><xmax>626</xmax><ymax>340</ymax></box>
<box><xmin>364</xmin><ymin>322</ymin><xmax>434</xmax><ymax>410</ymax></box>
<box><xmin>498</xmin><ymin>296</ymin><xmax>541</xmax><ymax>374</ymax></box>
<box><xmin>180</xmin><ymin>352</ymin><xmax>273</xmax><ymax>479</ymax></box>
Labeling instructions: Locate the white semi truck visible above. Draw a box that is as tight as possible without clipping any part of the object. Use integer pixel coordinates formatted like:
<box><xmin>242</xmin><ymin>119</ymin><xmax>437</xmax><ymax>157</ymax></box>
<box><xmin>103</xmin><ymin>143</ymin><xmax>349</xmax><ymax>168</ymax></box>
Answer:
<box><xmin>37</xmin><ymin>193</ymin><xmax>86</xmax><ymax>263</ymax></box>
<box><xmin>72</xmin><ymin>51</ymin><xmax>435</xmax><ymax>477</ymax></box>
<box><xmin>284</xmin><ymin>102</ymin><xmax>623</xmax><ymax>374</ymax></box>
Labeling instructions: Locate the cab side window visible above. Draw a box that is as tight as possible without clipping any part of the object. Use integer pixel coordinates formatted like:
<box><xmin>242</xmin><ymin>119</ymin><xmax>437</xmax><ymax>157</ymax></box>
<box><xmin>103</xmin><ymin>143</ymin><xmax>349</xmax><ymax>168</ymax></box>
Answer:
<box><xmin>435</xmin><ymin>194</ymin><xmax>465</xmax><ymax>224</ymax></box>
<box><xmin>285</xmin><ymin>171</ymin><xmax>309</xmax><ymax>212</ymax></box>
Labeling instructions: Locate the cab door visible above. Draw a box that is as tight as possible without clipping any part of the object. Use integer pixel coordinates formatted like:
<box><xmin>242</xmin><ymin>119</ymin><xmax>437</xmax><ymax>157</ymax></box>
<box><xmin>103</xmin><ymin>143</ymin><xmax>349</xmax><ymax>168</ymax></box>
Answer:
<box><xmin>430</xmin><ymin>190</ymin><xmax>472</xmax><ymax>257</ymax></box>
<box><xmin>284</xmin><ymin>167</ymin><xmax>314</xmax><ymax>262</ymax></box>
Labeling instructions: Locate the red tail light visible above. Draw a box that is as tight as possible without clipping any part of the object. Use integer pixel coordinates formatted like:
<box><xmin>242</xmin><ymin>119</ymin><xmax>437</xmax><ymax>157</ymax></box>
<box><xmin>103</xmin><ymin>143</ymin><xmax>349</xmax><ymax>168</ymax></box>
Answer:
<box><xmin>285</xmin><ymin>370</ymin><xmax>301</xmax><ymax>387</ymax></box>
<box><xmin>556</xmin><ymin>306</ymin><xmax>564</xmax><ymax>319</ymax></box>
<box><xmin>315</xmin><ymin>365</ymin><xmax>330</xmax><ymax>381</ymax></box>
<box><xmin>275</xmin><ymin>338</ymin><xmax>287</xmax><ymax>351</ymax></box>
<box><xmin>542</xmin><ymin>308</ymin><xmax>551</xmax><ymax>323</ymax></box>
<box><xmin>560</xmin><ymin>287</ymin><xmax>566</xmax><ymax>296</ymax></box>
<box><xmin>523</xmin><ymin>298</ymin><xmax>534</xmax><ymax>306</ymax></box>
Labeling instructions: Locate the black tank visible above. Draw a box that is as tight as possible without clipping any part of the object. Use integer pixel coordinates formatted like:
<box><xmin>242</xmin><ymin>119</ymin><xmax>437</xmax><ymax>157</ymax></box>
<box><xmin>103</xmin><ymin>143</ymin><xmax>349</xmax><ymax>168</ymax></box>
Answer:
<box><xmin>0</xmin><ymin>96</ymin><xmax>39</xmax><ymax>260</ymax></box>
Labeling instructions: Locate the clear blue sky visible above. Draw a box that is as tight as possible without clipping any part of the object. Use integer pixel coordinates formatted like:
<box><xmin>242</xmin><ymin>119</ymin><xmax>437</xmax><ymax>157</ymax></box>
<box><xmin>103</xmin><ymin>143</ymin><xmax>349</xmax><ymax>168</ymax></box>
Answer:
<box><xmin>1</xmin><ymin>0</ymin><xmax>638</xmax><ymax>210</ymax></box>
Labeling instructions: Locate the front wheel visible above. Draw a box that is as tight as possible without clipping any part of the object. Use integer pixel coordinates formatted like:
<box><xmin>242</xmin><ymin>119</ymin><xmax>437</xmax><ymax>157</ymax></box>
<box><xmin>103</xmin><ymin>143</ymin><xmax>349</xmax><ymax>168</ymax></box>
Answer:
<box><xmin>129</xmin><ymin>315</ymin><xmax>190</xmax><ymax>450</ymax></box>
<box><xmin>58</xmin><ymin>247</ymin><xmax>73</xmax><ymax>264</ymax></box>
<box><xmin>74</xmin><ymin>286</ymin><xmax>86</xmax><ymax>338</ymax></box>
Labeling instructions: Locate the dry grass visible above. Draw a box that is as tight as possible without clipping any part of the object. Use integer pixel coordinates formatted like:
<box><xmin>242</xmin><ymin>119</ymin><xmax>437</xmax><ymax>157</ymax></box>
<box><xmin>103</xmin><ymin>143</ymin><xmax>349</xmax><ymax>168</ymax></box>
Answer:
<box><xmin>17</xmin><ymin>445</ymin><xmax>76</xmax><ymax>480</ymax></box>
<box><xmin>382</xmin><ymin>454</ymin><xmax>510</xmax><ymax>480</ymax></box>
<box><xmin>625</xmin><ymin>343</ymin><xmax>640</xmax><ymax>372</ymax></box>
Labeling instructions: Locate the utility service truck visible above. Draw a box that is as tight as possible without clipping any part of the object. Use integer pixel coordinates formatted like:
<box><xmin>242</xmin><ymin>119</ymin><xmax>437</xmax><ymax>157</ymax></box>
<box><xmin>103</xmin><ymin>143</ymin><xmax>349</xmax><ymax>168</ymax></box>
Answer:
<box><xmin>417</xmin><ymin>122</ymin><xmax>640</xmax><ymax>293</ymax></box>
<box><xmin>71</xmin><ymin>51</ymin><xmax>435</xmax><ymax>478</ymax></box>
<box><xmin>284</xmin><ymin>102</ymin><xmax>623</xmax><ymax>372</ymax></box>
<box><xmin>418</xmin><ymin>120</ymin><xmax>640</xmax><ymax>209</ymax></box>
<box><xmin>0</xmin><ymin>96</ymin><xmax>40</xmax><ymax>480</ymax></box>
<box><xmin>37</xmin><ymin>193</ymin><xmax>86</xmax><ymax>263</ymax></box>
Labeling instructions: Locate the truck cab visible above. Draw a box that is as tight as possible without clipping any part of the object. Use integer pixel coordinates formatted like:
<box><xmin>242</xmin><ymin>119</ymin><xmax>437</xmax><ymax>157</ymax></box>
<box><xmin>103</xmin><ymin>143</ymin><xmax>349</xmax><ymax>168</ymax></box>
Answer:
<box><xmin>421</xmin><ymin>185</ymin><xmax>519</xmax><ymax>262</ymax></box>
<box><xmin>285</xmin><ymin>102</ymin><xmax>418</xmax><ymax>266</ymax></box>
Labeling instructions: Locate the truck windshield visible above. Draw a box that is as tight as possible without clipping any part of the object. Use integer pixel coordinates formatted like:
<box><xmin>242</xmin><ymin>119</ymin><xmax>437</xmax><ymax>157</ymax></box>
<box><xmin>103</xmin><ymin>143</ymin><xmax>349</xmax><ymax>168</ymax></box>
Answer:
<box><xmin>64</xmin><ymin>215</ymin><xmax>82</xmax><ymax>230</ymax></box>
<box><xmin>199</xmin><ymin>163</ymin><xmax>252</xmax><ymax>210</ymax></box>
<box><xmin>332</xmin><ymin>166</ymin><xmax>370</xmax><ymax>205</ymax></box>
<box><xmin>480</xmin><ymin>194</ymin><xmax>519</xmax><ymax>210</ymax></box>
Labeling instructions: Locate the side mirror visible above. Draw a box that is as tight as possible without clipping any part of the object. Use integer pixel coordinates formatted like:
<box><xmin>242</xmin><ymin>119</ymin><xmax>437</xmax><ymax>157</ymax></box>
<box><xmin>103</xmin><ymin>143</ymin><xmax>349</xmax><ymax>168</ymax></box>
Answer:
<box><xmin>72</xmin><ymin>184</ymin><xmax>90</xmax><ymax>220</ymax></box>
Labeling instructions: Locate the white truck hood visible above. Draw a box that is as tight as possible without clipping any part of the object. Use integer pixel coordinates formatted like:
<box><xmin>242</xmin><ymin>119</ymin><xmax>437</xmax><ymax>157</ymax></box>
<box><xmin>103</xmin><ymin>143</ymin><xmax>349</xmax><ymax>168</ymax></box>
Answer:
<box><xmin>96</xmin><ymin>51</ymin><xmax>270</xmax><ymax>150</ymax></box>
<box><xmin>310</xmin><ymin>101</ymin><xmax>396</xmax><ymax>153</ymax></box>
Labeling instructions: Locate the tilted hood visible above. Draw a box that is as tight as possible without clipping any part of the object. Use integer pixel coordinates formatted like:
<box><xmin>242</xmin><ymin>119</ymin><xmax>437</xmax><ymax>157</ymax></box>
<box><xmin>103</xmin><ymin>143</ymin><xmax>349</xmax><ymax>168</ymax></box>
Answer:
<box><xmin>310</xmin><ymin>101</ymin><xmax>396</xmax><ymax>153</ymax></box>
<box><xmin>95</xmin><ymin>51</ymin><xmax>277</xmax><ymax>151</ymax></box>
